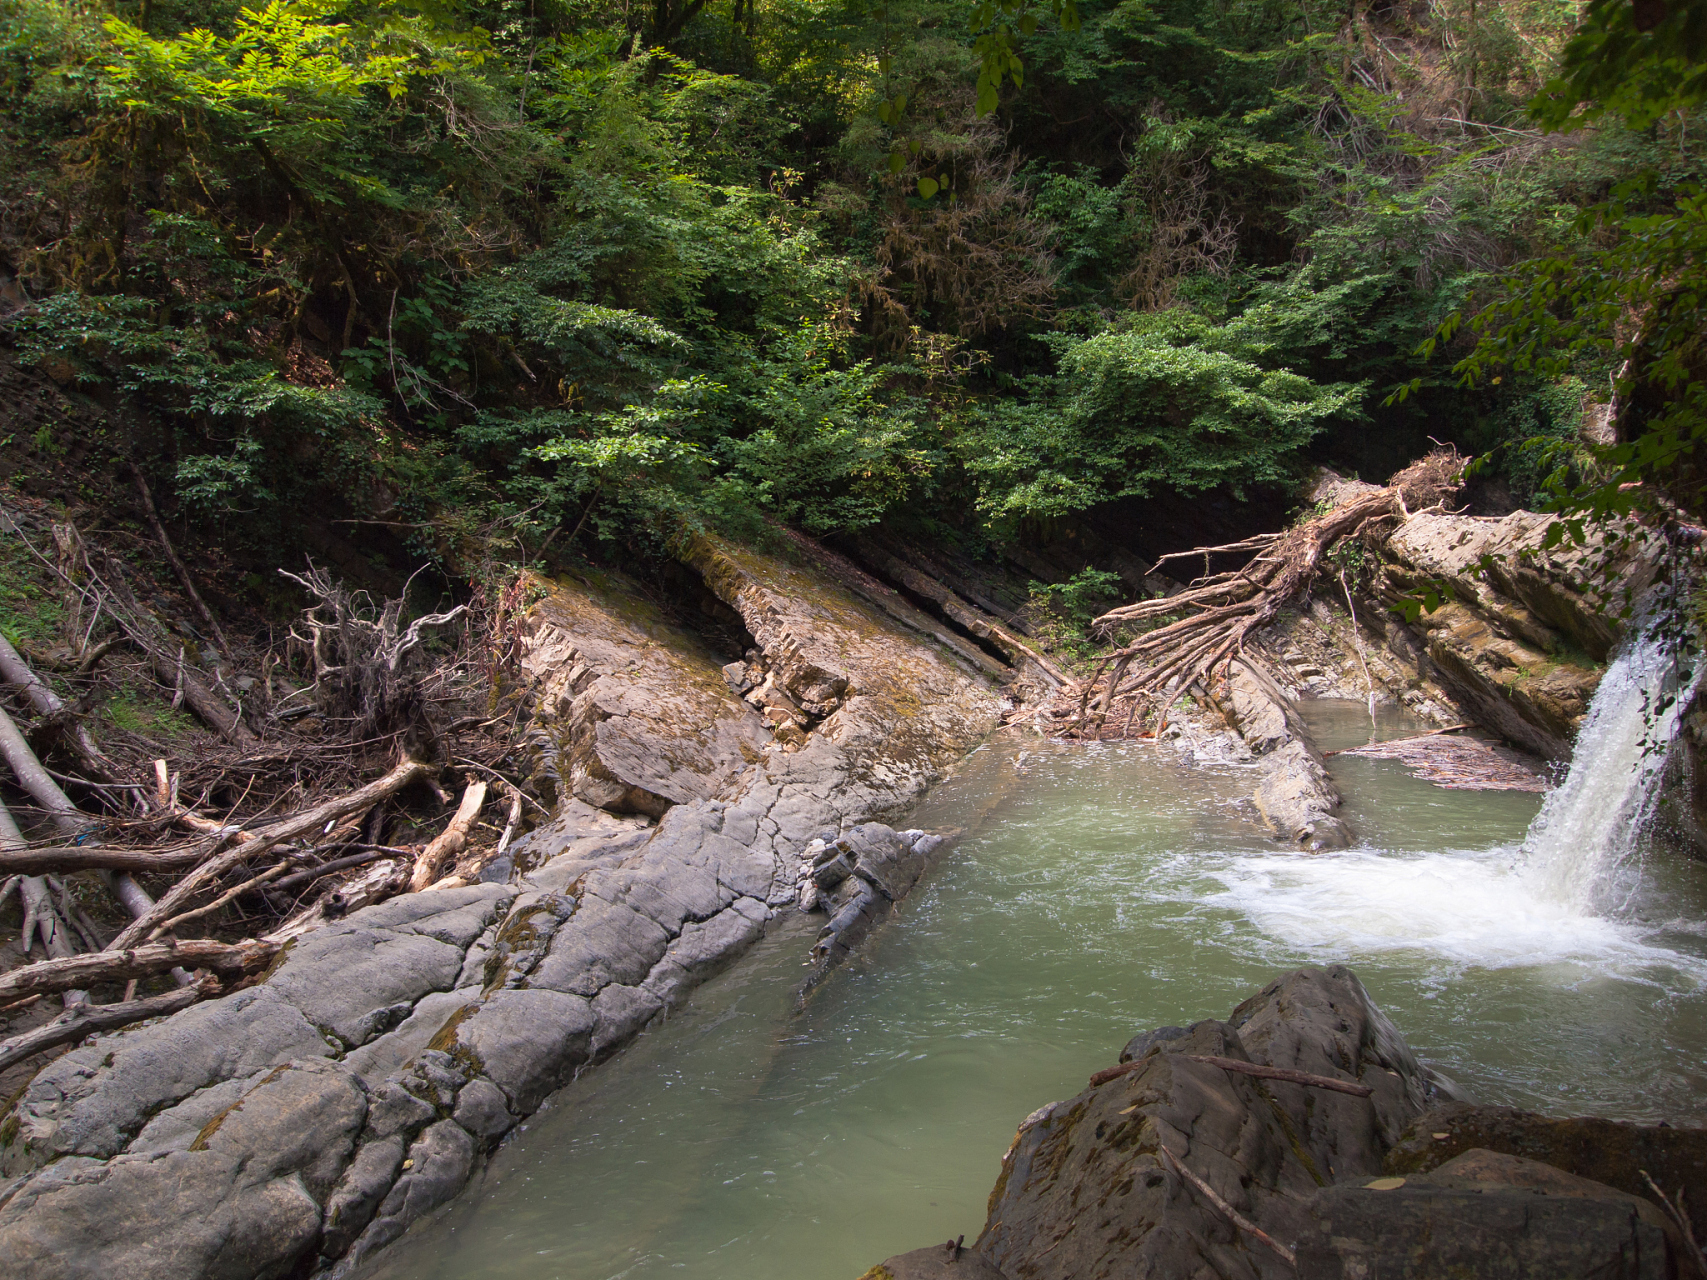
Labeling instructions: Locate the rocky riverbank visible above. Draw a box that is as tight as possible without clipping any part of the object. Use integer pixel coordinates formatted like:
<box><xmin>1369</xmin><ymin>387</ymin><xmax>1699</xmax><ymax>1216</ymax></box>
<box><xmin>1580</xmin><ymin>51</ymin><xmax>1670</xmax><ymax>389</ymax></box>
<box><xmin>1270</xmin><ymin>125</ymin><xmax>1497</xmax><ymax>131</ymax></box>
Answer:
<box><xmin>0</xmin><ymin>474</ymin><xmax>1685</xmax><ymax>1280</ymax></box>
<box><xmin>863</xmin><ymin>966</ymin><xmax>1707</xmax><ymax>1280</ymax></box>
<box><xmin>0</xmin><ymin>532</ymin><xmax>1004</xmax><ymax>1279</ymax></box>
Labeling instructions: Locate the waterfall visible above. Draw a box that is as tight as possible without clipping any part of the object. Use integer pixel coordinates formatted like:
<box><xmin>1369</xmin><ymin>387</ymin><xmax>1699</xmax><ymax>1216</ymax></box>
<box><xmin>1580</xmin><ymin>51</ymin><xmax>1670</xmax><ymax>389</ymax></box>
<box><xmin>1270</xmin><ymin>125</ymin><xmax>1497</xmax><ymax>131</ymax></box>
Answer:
<box><xmin>1522</xmin><ymin>628</ymin><xmax>1700</xmax><ymax>913</ymax></box>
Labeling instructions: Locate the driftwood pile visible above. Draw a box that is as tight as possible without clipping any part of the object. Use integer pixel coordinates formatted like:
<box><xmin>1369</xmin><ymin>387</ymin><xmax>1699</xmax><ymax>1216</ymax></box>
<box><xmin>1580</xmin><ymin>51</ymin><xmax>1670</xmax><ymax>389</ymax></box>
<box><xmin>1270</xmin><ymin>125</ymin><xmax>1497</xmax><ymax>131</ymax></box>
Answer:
<box><xmin>1330</xmin><ymin>728</ymin><xmax>1550</xmax><ymax>793</ymax></box>
<box><xmin>0</xmin><ymin>497</ymin><xmax>536</xmax><ymax>1077</ymax></box>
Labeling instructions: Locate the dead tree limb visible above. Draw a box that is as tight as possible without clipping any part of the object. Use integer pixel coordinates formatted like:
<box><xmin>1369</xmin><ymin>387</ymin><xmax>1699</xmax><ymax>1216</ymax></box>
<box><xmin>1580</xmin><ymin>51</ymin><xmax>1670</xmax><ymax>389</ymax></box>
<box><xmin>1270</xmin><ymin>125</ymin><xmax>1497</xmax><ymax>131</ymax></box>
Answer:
<box><xmin>1158</xmin><ymin>1145</ymin><xmax>1296</xmax><ymax>1266</ymax></box>
<box><xmin>0</xmin><ymin>939</ymin><xmax>275</xmax><ymax>1001</ymax></box>
<box><xmin>0</xmin><ymin>977</ymin><xmax>218</xmax><ymax>1074</ymax></box>
<box><xmin>0</xmin><ymin>845</ymin><xmax>211</xmax><ymax>875</ymax></box>
<box><xmin>278</xmin><ymin>562</ymin><xmax>466</xmax><ymax>741</ymax></box>
<box><xmin>1088</xmin><ymin>1055</ymin><xmax>1374</xmax><ymax>1096</ymax></box>
<box><xmin>411</xmin><ymin>779</ymin><xmax>487</xmax><ymax>891</ymax></box>
<box><xmin>265</xmin><ymin>858</ymin><xmax>412</xmax><ymax>943</ymax></box>
<box><xmin>0</xmin><ymin>797</ymin><xmax>83</xmax><ymax>1004</ymax></box>
<box><xmin>97</xmin><ymin>553</ymin><xmax>255</xmax><ymax>745</ymax></box>
<box><xmin>129</xmin><ymin>461</ymin><xmax>231</xmax><ymax>659</ymax></box>
<box><xmin>0</xmin><ymin>703</ymin><xmax>89</xmax><ymax>840</ymax></box>
<box><xmin>105</xmin><ymin>756</ymin><xmax>435</xmax><ymax>949</ymax></box>
<box><xmin>272</xmin><ymin>845</ymin><xmax>418</xmax><ymax>892</ymax></box>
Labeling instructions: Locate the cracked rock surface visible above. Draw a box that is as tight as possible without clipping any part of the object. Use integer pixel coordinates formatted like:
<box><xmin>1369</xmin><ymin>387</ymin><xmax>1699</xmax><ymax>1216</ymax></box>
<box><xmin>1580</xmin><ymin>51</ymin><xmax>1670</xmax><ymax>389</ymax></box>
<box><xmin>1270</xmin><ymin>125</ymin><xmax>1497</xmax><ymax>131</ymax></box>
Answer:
<box><xmin>0</xmin><ymin>538</ymin><xmax>1002</xmax><ymax>1280</ymax></box>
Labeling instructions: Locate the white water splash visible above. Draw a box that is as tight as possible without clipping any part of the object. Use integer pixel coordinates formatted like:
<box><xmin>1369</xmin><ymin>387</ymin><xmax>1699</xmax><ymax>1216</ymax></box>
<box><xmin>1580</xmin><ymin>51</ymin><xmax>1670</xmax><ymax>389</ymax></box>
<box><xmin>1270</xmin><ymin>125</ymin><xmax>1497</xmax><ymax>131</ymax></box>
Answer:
<box><xmin>1522</xmin><ymin>629</ymin><xmax>1700</xmax><ymax>912</ymax></box>
<box><xmin>1205</xmin><ymin>626</ymin><xmax>1704</xmax><ymax>978</ymax></box>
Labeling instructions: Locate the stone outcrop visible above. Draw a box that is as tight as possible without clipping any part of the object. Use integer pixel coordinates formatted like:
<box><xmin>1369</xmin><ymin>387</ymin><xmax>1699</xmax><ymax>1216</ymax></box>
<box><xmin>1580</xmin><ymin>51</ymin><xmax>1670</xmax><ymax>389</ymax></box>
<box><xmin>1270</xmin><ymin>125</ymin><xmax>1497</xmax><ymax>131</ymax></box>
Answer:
<box><xmin>523</xmin><ymin>565</ymin><xmax>771</xmax><ymax>817</ymax></box>
<box><xmin>863</xmin><ymin>967</ymin><xmax>1704</xmax><ymax>1280</ymax></box>
<box><xmin>0</xmin><ymin>537</ymin><xmax>1004</xmax><ymax>1280</ymax></box>
<box><xmin>1250</xmin><ymin>472</ymin><xmax>1667</xmax><ymax>767</ymax></box>
<box><xmin>1378</xmin><ymin>508</ymin><xmax>1659</xmax><ymax>761</ymax></box>
<box><xmin>1219</xmin><ymin>659</ymin><xmax>1352</xmax><ymax>850</ymax></box>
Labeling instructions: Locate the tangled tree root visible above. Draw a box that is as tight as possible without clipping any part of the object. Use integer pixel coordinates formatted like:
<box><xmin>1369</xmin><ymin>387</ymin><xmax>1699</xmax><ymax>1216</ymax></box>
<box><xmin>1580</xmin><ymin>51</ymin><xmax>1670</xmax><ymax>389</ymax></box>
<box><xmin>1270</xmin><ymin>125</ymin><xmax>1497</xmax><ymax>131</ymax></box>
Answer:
<box><xmin>1065</xmin><ymin>451</ymin><xmax>1465</xmax><ymax>737</ymax></box>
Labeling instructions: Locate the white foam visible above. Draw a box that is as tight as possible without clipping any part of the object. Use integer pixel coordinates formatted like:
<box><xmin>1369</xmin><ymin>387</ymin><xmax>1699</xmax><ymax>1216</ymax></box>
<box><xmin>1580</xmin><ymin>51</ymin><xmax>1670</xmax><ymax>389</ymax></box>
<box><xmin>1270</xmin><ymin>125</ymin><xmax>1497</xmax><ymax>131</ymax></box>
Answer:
<box><xmin>1203</xmin><ymin>627</ymin><xmax>1706</xmax><ymax>982</ymax></box>
<box><xmin>1204</xmin><ymin>846</ymin><xmax>1706</xmax><ymax>980</ymax></box>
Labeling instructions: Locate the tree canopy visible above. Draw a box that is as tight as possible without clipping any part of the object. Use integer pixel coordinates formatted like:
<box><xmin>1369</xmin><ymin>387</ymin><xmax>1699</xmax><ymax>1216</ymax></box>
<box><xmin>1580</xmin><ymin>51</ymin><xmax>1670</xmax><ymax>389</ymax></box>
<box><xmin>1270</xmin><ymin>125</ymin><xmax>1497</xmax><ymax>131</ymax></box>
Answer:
<box><xmin>0</xmin><ymin>0</ymin><xmax>1699</xmax><ymax>580</ymax></box>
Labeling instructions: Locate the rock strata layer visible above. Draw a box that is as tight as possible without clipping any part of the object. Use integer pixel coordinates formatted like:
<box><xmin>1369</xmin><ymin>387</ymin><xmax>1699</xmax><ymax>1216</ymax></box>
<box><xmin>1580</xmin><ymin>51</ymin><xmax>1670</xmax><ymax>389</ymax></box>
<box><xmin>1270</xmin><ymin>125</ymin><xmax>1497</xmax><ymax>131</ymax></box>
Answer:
<box><xmin>0</xmin><ymin>537</ymin><xmax>1003</xmax><ymax>1280</ymax></box>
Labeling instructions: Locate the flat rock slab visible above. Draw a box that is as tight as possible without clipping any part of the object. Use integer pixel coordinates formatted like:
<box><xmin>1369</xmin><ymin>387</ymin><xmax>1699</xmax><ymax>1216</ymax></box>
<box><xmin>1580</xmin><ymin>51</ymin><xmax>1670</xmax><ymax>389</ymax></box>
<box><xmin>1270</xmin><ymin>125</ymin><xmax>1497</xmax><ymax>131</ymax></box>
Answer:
<box><xmin>2</xmin><ymin>535</ymin><xmax>1005</xmax><ymax>1280</ymax></box>
<box><xmin>1386</xmin><ymin>1101</ymin><xmax>1707</xmax><ymax>1214</ymax></box>
<box><xmin>1299</xmin><ymin>1149</ymin><xmax>1679</xmax><ymax>1279</ymax></box>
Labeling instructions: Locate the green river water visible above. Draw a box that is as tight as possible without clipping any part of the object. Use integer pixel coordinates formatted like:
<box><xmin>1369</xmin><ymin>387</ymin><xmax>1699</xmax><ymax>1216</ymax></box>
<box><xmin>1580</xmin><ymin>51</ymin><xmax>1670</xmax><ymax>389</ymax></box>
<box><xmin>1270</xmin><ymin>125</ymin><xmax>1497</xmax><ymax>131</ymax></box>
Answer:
<box><xmin>359</xmin><ymin>700</ymin><xmax>1707</xmax><ymax>1280</ymax></box>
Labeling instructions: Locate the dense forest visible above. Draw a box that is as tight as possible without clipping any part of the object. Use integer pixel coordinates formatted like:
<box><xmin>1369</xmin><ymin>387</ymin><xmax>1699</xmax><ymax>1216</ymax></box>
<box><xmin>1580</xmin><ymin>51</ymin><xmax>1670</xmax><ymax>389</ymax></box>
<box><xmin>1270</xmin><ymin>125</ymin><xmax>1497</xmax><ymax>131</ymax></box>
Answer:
<box><xmin>0</xmin><ymin>0</ymin><xmax>1702</xmax><ymax>605</ymax></box>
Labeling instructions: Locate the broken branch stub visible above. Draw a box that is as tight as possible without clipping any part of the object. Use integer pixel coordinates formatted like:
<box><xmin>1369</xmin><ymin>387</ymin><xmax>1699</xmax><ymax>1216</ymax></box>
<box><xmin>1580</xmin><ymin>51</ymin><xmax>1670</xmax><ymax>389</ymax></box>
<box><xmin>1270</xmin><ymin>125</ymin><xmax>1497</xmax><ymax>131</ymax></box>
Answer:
<box><xmin>410</xmin><ymin>779</ymin><xmax>488</xmax><ymax>891</ymax></box>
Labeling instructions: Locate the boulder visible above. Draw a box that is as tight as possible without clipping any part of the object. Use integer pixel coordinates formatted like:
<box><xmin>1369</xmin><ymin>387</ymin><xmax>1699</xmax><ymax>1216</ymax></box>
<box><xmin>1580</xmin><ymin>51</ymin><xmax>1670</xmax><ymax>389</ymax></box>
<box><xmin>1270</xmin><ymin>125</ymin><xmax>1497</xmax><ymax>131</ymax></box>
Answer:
<box><xmin>871</xmin><ymin>968</ymin><xmax>1706</xmax><ymax>1280</ymax></box>
<box><xmin>1385</xmin><ymin>1101</ymin><xmax>1707</xmax><ymax>1213</ymax></box>
<box><xmin>972</xmin><ymin>967</ymin><xmax>1435</xmax><ymax>1280</ymax></box>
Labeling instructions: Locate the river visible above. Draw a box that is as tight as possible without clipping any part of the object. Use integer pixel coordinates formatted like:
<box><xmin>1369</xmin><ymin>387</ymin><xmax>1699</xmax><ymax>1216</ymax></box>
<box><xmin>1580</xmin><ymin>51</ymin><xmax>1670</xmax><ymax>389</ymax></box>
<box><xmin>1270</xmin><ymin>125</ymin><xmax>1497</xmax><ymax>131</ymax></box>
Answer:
<box><xmin>358</xmin><ymin>679</ymin><xmax>1707</xmax><ymax>1280</ymax></box>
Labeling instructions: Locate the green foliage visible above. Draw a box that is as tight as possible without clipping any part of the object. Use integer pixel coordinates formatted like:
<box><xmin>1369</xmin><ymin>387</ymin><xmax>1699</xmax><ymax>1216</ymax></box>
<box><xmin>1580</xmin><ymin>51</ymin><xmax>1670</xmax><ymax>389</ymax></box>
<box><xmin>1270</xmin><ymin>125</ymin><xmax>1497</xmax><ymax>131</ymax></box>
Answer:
<box><xmin>2</xmin><ymin>0</ymin><xmax>1695</xmax><ymax>590</ymax></box>
<box><xmin>961</xmin><ymin>310</ymin><xmax>1362</xmax><ymax>520</ymax></box>
<box><xmin>0</xmin><ymin>538</ymin><xmax>63</xmax><ymax>649</ymax></box>
<box><xmin>1533</xmin><ymin>0</ymin><xmax>1707</xmax><ymax>131</ymax></box>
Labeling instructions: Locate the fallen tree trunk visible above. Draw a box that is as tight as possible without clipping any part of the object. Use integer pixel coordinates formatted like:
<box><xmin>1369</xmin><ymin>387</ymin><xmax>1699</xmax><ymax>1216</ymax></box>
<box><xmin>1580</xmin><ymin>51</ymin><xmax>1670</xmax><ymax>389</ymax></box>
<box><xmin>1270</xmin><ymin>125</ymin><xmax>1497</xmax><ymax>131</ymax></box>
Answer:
<box><xmin>0</xmin><ymin>703</ymin><xmax>88</xmax><ymax>840</ymax></box>
<box><xmin>105</xmin><ymin>755</ymin><xmax>435</xmax><ymax>949</ymax></box>
<box><xmin>97</xmin><ymin>551</ymin><xmax>255</xmax><ymax>746</ymax></box>
<box><xmin>129</xmin><ymin>461</ymin><xmax>231</xmax><ymax>659</ymax></box>
<box><xmin>0</xmin><ymin>632</ymin><xmax>120</xmax><ymax>786</ymax></box>
<box><xmin>147</xmin><ymin>649</ymin><xmax>256</xmax><ymax>745</ymax></box>
<box><xmin>271</xmin><ymin>845</ymin><xmax>417</xmax><ymax>892</ymax></box>
<box><xmin>411</xmin><ymin>779</ymin><xmax>487</xmax><ymax>891</ymax></box>
<box><xmin>0</xmin><ymin>698</ymin><xmax>164</xmax><ymax>942</ymax></box>
<box><xmin>855</xmin><ymin>539</ymin><xmax>1071</xmax><ymax>689</ymax></box>
<box><xmin>0</xmin><ymin>797</ymin><xmax>84</xmax><ymax>1004</ymax></box>
<box><xmin>1070</xmin><ymin>452</ymin><xmax>1463</xmax><ymax>735</ymax></box>
<box><xmin>266</xmin><ymin>857</ymin><xmax>412</xmax><ymax>943</ymax></box>
<box><xmin>0</xmin><ymin>938</ymin><xmax>275</xmax><ymax>1001</ymax></box>
<box><xmin>0</xmin><ymin>977</ymin><xmax>217</xmax><ymax>1074</ymax></box>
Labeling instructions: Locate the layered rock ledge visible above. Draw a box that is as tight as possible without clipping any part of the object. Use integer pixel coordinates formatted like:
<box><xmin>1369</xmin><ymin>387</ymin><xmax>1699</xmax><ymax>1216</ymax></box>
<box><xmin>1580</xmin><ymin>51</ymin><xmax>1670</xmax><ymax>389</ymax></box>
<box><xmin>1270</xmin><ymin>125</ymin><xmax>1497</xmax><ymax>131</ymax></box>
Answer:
<box><xmin>0</xmin><ymin>536</ymin><xmax>1003</xmax><ymax>1279</ymax></box>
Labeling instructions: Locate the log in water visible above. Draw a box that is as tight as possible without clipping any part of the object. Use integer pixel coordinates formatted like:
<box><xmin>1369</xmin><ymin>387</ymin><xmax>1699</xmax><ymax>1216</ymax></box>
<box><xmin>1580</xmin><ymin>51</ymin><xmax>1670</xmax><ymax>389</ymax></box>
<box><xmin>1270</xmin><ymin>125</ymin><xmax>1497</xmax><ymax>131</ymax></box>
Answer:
<box><xmin>358</xmin><ymin>675</ymin><xmax>1707</xmax><ymax>1280</ymax></box>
